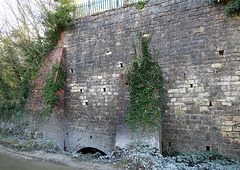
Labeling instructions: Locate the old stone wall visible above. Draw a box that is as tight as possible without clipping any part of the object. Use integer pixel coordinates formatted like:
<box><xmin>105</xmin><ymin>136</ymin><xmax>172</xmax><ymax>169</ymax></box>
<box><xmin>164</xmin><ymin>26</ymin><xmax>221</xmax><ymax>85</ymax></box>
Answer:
<box><xmin>64</xmin><ymin>0</ymin><xmax>240</xmax><ymax>159</ymax></box>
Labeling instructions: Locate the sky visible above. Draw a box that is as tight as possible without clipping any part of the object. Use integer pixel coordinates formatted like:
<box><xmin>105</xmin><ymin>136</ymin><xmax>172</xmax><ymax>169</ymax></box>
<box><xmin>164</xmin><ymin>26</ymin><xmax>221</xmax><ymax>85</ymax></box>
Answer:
<box><xmin>0</xmin><ymin>0</ymin><xmax>48</xmax><ymax>33</ymax></box>
<box><xmin>0</xmin><ymin>0</ymin><xmax>90</xmax><ymax>33</ymax></box>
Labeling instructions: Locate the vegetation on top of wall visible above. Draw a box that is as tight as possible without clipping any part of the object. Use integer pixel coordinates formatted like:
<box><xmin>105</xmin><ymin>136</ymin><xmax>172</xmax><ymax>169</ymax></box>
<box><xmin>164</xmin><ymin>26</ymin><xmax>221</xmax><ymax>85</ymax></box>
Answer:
<box><xmin>136</xmin><ymin>0</ymin><xmax>148</xmax><ymax>10</ymax></box>
<box><xmin>212</xmin><ymin>0</ymin><xmax>240</xmax><ymax>14</ymax></box>
<box><xmin>42</xmin><ymin>0</ymin><xmax>76</xmax><ymax>51</ymax></box>
<box><xmin>124</xmin><ymin>33</ymin><xmax>163</xmax><ymax>131</ymax></box>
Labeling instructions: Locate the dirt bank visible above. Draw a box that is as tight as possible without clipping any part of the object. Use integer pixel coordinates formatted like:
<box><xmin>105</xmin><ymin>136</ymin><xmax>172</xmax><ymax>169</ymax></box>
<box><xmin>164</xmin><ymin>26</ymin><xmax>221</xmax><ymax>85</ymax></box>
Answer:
<box><xmin>0</xmin><ymin>145</ymin><xmax>120</xmax><ymax>170</ymax></box>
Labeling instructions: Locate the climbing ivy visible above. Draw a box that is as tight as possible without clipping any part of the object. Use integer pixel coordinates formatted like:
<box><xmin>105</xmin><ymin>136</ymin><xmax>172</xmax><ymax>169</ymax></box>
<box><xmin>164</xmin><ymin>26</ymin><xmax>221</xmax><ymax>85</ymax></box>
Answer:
<box><xmin>212</xmin><ymin>0</ymin><xmax>240</xmax><ymax>14</ymax></box>
<box><xmin>42</xmin><ymin>62</ymin><xmax>65</xmax><ymax>117</ymax></box>
<box><xmin>136</xmin><ymin>0</ymin><xmax>148</xmax><ymax>10</ymax></box>
<box><xmin>124</xmin><ymin>33</ymin><xmax>163</xmax><ymax>131</ymax></box>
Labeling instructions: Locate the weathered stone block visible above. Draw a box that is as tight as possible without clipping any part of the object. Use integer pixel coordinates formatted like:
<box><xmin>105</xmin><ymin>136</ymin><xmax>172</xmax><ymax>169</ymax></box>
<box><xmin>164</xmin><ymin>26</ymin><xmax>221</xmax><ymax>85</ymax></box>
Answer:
<box><xmin>228</xmin><ymin>132</ymin><xmax>240</xmax><ymax>138</ymax></box>
<box><xmin>225</xmin><ymin>121</ymin><xmax>235</xmax><ymax>126</ymax></box>
<box><xmin>168</xmin><ymin>89</ymin><xmax>179</xmax><ymax>94</ymax></box>
<box><xmin>222</xmin><ymin>126</ymin><xmax>233</xmax><ymax>132</ymax></box>
<box><xmin>222</xmin><ymin>102</ymin><xmax>232</xmax><ymax>106</ymax></box>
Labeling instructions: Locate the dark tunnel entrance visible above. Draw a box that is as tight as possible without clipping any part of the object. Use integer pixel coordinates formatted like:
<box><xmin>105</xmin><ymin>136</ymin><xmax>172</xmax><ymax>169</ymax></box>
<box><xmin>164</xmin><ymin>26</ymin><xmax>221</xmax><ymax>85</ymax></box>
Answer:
<box><xmin>77</xmin><ymin>147</ymin><xmax>107</xmax><ymax>156</ymax></box>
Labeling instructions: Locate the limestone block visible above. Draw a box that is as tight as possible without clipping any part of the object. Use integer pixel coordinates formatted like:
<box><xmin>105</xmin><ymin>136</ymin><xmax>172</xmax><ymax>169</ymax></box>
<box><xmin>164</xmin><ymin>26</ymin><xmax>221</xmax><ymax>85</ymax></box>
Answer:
<box><xmin>235</xmin><ymin>71</ymin><xmax>240</xmax><ymax>76</ymax></box>
<box><xmin>221</xmin><ymin>76</ymin><xmax>231</xmax><ymax>81</ymax></box>
<box><xmin>174</xmin><ymin>102</ymin><xmax>184</xmax><ymax>106</ymax></box>
<box><xmin>194</xmin><ymin>27</ymin><xmax>204</xmax><ymax>33</ymax></box>
<box><xmin>222</xmin><ymin>102</ymin><xmax>232</xmax><ymax>106</ymax></box>
<box><xmin>179</xmin><ymin>88</ymin><xmax>186</xmax><ymax>93</ymax></box>
<box><xmin>217</xmin><ymin>82</ymin><xmax>230</xmax><ymax>86</ymax></box>
<box><xmin>195</xmin><ymin>87</ymin><xmax>205</xmax><ymax>93</ymax></box>
<box><xmin>226</xmin><ymin>97</ymin><xmax>236</xmax><ymax>101</ymax></box>
<box><xmin>222</xmin><ymin>126</ymin><xmax>232</xmax><ymax>132</ymax></box>
<box><xmin>198</xmin><ymin>92</ymin><xmax>210</xmax><ymax>97</ymax></box>
<box><xmin>168</xmin><ymin>89</ymin><xmax>179</xmax><ymax>93</ymax></box>
<box><xmin>225</xmin><ymin>121</ymin><xmax>235</xmax><ymax>126</ymax></box>
<box><xmin>234</xmin><ymin>116</ymin><xmax>240</xmax><ymax>122</ymax></box>
<box><xmin>232</xmin><ymin>76</ymin><xmax>239</xmax><ymax>81</ymax></box>
<box><xmin>223</xmin><ymin>116</ymin><xmax>233</xmax><ymax>121</ymax></box>
<box><xmin>182</xmin><ymin>98</ymin><xmax>193</xmax><ymax>102</ymax></box>
<box><xmin>228</xmin><ymin>132</ymin><xmax>240</xmax><ymax>138</ymax></box>
<box><xmin>212</xmin><ymin>63</ymin><xmax>223</xmax><ymax>69</ymax></box>
<box><xmin>233</xmin><ymin>127</ymin><xmax>240</xmax><ymax>132</ymax></box>
<box><xmin>222</xmin><ymin>132</ymin><xmax>227</xmax><ymax>137</ymax></box>
<box><xmin>231</xmin><ymin>82</ymin><xmax>240</xmax><ymax>85</ymax></box>
<box><xmin>200</xmin><ymin>106</ymin><xmax>208</xmax><ymax>111</ymax></box>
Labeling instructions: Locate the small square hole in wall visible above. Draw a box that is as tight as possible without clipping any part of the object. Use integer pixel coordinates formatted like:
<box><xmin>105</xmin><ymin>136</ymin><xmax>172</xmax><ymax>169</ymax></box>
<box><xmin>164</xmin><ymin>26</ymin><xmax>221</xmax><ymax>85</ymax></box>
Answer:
<box><xmin>80</xmin><ymin>89</ymin><xmax>83</xmax><ymax>93</ymax></box>
<box><xmin>120</xmin><ymin>62</ymin><xmax>123</xmax><ymax>67</ymax></box>
<box><xmin>169</xmin><ymin>142</ymin><xmax>172</xmax><ymax>148</ymax></box>
<box><xmin>70</xmin><ymin>69</ymin><xmax>73</xmax><ymax>73</ymax></box>
<box><xmin>85</xmin><ymin>102</ymin><xmax>88</xmax><ymax>105</ymax></box>
<box><xmin>190</xmin><ymin>84</ymin><xmax>193</xmax><ymax>88</ymax></box>
<box><xmin>90</xmin><ymin>136</ymin><xmax>92</xmax><ymax>139</ymax></box>
<box><xmin>219</xmin><ymin>50</ymin><xmax>224</xmax><ymax>55</ymax></box>
<box><xmin>206</xmin><ymin>146</ymin><xmax>211</xmax><ymax>151</ymax></box>
<box><xmin>105</xmin><ymin>51</ymin><xmax>112</xmax><ymax>55</ymax></box>
<box><xmin>103</xmin><ymin>88</ymin><xmax>106</xmax><ymax>92</ymax></box>
<box><xmin>209</xmin><ymin>101</ymin><xmax>212</xmax><ymax>106</ymax></box>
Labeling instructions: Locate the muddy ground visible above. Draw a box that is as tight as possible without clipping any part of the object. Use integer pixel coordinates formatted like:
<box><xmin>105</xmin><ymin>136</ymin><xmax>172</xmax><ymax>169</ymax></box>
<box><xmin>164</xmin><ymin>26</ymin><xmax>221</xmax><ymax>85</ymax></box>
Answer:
<box><xmin>0</xmin><ymin>145</ymin><xmax>121</xmax><ymax>170</ymax></box>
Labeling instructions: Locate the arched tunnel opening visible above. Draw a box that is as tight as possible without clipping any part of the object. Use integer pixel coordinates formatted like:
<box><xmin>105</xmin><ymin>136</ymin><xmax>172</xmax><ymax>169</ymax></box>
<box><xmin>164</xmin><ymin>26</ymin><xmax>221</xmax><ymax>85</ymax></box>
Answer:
<box><xmin>77</xmin><ymin>147</ymin><xmax>107</xmax><ymax>156</ymax></box>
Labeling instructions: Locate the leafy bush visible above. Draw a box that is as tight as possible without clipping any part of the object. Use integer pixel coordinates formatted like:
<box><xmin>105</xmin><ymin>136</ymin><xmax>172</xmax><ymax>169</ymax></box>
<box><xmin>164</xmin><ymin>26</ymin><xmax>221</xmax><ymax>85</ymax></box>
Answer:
<box><xmin>42</xmin><ymin>0</ymin><xmax>76</xmax><ymax>51</ymax></box>
<box><xmin>0</xmin><ymin>0</ymin><xmax>75</xmax><ymax>121</ymax></box>
<box><xmin>212</xmin><ymin>0</ymin><xmax>240</xmax><ymax>14</ymax></box>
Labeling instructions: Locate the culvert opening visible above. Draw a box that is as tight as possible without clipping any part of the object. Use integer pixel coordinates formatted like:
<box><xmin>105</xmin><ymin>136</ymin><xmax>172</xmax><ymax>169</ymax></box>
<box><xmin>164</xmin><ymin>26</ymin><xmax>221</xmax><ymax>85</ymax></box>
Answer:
<box><xmin>77</xmin><ymin>147</ymin><xmax>107</xmax><ymax>156</ymax></box>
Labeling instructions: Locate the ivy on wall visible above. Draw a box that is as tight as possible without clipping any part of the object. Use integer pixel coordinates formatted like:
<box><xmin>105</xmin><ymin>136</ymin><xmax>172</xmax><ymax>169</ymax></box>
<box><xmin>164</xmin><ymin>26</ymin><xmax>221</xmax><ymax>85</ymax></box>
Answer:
<box><xmin>42</xmin><ymin>62</ymin><xmax>65</xmax><ymax>119</ymax></box>
<box><xmin>0</xmin><ymin>0</ymin><xmax>75</xmax><ymax>121</ymax></box>
<box><xmin>124</xmin><ymin>33</ymin><xmax>163</xmax><ymax>131</ymax></box>
<box><xmin>212</xmin><ymin>0</ymin><xmax>240</xmax><ymax>14</ymax></box>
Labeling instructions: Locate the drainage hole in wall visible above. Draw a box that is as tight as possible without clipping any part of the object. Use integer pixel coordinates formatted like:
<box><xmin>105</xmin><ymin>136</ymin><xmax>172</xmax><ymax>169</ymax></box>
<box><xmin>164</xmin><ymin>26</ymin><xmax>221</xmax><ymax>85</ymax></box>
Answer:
<box><xmin>86</xmin><ymin>102</ymin><xmax>88</xmax><ymax>105</ymax></box>
<box><xmin>219</xmin><ymin>50</ymin><xmax>224</xmax><ymax>55</ymax></box>
<box><xmin>90</xmin><ymin>136</ymin><xmax>92</xmax><ymax>139</ymax></box>
<box><xmin>80</xmin><ymin>89</ymin><xmax>83</xmax><ymax>93</ymax></box>
<box><xmin>106</xmin><ymin>51</ymin><xmax>112</xmax><ymax>55</ymax></box>
<box><xmin>169</xmin><ymin>142</ymin><xmax>172</xmax><ymax>148</ymax></box>
<box><xmin>125</xmin><ymin>82</ymin><xmax>129</xmax><ymax>85</ymax></box>
<box><xmin>103</xmin><ymin>88</ymin><xmax>106</xmax><ymax>92</ymax></box>
<box><xmin>206</xmin><ymin>146</ymin><xmax>211</xmax><ymax>151</ymax></box>
<box><xmin>209</xmin><ymin>101</ymin><xmax>212</xmax><ymax>106</ymax></box>
<box><xmin>77</xmin><ymin>147</ymin><xmax>106</xmax><ymax>156</ymax></box>
<box><xmin>70</xmin><ymin>69</ymin><xmax>73</xmax><ymax>73</ymax></box>
<box><xmin>190</xmin><ymin>84</ymin><xmax>193</xmax><ymax>88</ymax></box>
<box><xmin>120</xmin><ymin>62</ymin><xmax>123</xmax><ymax>67</ymax></box>
<box><xmin>66</xmin><ymin>133</ymin><xmax>68</xmax><ymax>135</ymax></box>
